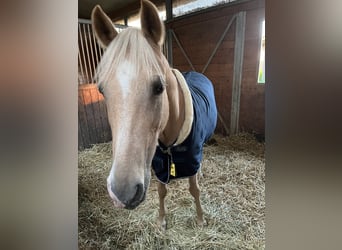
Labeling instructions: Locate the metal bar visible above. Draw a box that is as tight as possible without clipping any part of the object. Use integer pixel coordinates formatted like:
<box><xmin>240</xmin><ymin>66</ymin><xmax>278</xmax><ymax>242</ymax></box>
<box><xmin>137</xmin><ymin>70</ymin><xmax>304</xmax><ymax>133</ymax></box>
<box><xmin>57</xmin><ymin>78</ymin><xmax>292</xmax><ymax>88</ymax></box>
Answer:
<box><xmin>83</xmin><ymin>23</ymin><xmax>92</xmax><ymax>83</ymax></box>
<box><xmin>78</xmin><ymin>23</ymin><xmax>86</xmax><ymax>85</ymax></box>
<box><xmin>94</xmin><ymin>28</ymin><xmax>103</xmax><ymax>64</ymax></box>
<box><xmin>230</xmin><ymin>11</ymin><xmax>246</xmax><ymax>135</ymax></box>
<box><xmin>91</xmin><ymin>23</ymin><xmax>100</xmax><ymax>72</ymax></box>
<box><xmin>78</xmin><ymin>18</ymin><xmax>101</xmax><ymax>82</ymax></box>
<box><xmin>202</xmin><ymin>14</ymin><xmax>237</xmax><ymax>74</ymax></box>
<box><xmin>79</xmin><ymin>18</ymin><xmax>127</xmax><ymax>29</ymax></box>
<box><xmin>79</xmin><ymin>23</ymin><xmax>90</xmax><ymax>84</ymax></box>
<box><xmin>78</xmin><ymin>44</ymin><xmax>85</xmax><ymax>84</ymax></box>
<box><xmin>95</xmin><ymin>40</ymin><xmax>105</xmax><ymax>82</ymax></box>
<box><xmin>78</xmin><ymin>18</ymin><xmax>91</xmax><ymax>24</ymax></box>
<box><xmin>171</xmin><ymin>30</ymin><xmax>195</xmax><ymax>71</ymax></box>
<box><xmin>99</xmin><ymin>45</ymin><xmax>104</xmax><ymax>58</ymax></box>
<box><xmin>87</xmin><ymin>23</ymin><xmax>97</xmax><ymax>83</ymax></box>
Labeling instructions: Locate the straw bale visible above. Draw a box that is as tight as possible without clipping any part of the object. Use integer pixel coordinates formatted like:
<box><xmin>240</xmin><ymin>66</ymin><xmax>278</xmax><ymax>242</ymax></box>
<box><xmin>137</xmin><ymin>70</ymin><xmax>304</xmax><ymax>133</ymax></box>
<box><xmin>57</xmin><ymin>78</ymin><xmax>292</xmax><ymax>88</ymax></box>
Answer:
<box><xmin>79</xmin><ymin>133</ymin><xmax>265</xmax><ymax>249</ymax></box>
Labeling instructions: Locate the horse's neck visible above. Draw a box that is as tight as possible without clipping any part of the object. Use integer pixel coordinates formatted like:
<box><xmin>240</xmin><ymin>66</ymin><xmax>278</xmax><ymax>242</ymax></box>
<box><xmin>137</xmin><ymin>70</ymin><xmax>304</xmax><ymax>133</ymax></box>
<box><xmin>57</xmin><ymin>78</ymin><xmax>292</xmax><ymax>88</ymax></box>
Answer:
<box><xmin>159</xmin><ymin>68</ymin><xmax>185</xmax><ymax>147</ymax></box>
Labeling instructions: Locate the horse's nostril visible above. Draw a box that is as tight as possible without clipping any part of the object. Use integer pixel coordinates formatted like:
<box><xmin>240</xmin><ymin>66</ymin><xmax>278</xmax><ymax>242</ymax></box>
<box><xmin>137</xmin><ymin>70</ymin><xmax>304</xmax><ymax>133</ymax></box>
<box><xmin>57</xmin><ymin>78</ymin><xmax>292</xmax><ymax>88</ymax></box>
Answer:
<box><xmin>109</xmin><ymin>181</ymin><xmax>145</xmax><ymax>209</ymax></box>
<box><xmin>134</xmin><ymin>183</ymin><xmax>144</xmax><ymax>201</ymax></box>
<box><xmin>125</xmin><ymin>183</ymin><xmax>144</xmax><ymax>210</ymax></box>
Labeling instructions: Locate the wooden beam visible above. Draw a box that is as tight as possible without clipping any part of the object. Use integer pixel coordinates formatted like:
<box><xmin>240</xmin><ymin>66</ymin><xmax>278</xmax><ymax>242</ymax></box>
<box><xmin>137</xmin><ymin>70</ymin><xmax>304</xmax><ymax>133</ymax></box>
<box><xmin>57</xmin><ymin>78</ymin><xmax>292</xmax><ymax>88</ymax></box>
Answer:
<box><xmin>108</xmin><ymin>0</ymin><xmax>165</xmax><ymax>22</ymax></box>
<box><xmin>166</xmin><ymin>29</ymin><xmax>173</xmax><ymax>66</ymax></box>
<box><xmin>166</xmin><ymin>0</ymin><xmax>173</xmax><ymax>20</ymax></box>
<box><xmin>230</xmin><ymin>11</ymin><xmax>246</xmax><ymax>135</ymax></box>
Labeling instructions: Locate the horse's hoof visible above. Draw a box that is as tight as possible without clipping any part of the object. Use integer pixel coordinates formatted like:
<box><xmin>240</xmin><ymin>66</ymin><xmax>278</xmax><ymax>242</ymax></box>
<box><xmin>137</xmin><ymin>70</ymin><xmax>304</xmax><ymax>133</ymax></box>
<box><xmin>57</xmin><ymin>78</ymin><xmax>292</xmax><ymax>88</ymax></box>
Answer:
<box><xmin>196</xmin><ymin>218</ymin><xmax>207</xmax><ymax>227</ymax></box>
<box><xmin>157</xmin><ymin>219</ymin><xmax>167</xmax><ymax>231</ymax></box>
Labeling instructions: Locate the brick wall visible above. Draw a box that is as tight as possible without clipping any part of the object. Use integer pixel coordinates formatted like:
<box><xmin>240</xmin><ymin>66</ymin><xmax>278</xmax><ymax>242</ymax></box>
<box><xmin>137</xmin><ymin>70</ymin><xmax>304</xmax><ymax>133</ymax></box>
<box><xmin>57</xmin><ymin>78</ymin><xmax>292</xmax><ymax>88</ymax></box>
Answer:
<box><xmin>167</xmin><ymin>0</ymin><xmax>265</xmax><ymax>135</ymax></box>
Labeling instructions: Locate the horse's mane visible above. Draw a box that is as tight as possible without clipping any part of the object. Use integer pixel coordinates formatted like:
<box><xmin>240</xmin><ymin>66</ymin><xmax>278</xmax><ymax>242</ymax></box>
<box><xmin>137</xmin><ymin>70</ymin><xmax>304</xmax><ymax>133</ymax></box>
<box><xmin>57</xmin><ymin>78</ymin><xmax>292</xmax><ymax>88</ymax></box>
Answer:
<box><xmin>95</xmin><ymin>28</ymin><xmax>164</xmax><ymax>90</ymax></box>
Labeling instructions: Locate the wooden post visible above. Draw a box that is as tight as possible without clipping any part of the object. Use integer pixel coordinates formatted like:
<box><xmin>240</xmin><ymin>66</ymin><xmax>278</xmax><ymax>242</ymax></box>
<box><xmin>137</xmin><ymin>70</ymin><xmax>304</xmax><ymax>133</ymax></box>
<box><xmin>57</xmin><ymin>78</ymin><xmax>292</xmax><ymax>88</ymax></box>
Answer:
<box><xmin>166</xmin><ymin>29</ymin><xmax>173</xmax><ymax>66</ymax></box>
<box><xmin>165</xmin><ymin>0</ymin><xmax>173</xmax><ymax>66</ymax></box>
<box><xmin>230</xmin><ymin>11</ymin><xmax>246</xmax><ymax>135</ymax></box>
<box><xmin>165</xmin><ymin>0</ymin><xmax>172</xmax><ymax>20</ymax></box>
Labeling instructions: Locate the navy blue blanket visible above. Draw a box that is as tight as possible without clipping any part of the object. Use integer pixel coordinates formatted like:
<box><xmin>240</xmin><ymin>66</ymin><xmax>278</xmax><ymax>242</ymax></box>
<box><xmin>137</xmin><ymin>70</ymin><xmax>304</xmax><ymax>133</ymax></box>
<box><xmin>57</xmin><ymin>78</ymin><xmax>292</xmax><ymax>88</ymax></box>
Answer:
<box><xmin>152</xmin><ymin>71</ymin><xmax>217</xmax><ymax>184</ymax></box>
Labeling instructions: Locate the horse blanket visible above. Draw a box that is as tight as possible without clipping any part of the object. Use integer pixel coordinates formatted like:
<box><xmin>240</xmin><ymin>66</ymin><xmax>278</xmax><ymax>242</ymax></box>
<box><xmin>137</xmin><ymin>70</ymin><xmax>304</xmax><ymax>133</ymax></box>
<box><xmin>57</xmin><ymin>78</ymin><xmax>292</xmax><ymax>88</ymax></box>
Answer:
<box><xmin>152</xmin><ymin>71</ymin><xmax>217</xmax><ymax>184</ymax></box>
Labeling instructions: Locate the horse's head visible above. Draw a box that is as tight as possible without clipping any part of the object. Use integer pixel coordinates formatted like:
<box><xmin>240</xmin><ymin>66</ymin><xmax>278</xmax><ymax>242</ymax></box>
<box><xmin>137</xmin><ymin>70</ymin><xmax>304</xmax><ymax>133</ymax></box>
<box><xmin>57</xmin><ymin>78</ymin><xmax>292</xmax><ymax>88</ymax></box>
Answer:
<box><xmin>92</xmin><ymin>0</ymin><xmax>171</xmax><ymax>209</ymax></box>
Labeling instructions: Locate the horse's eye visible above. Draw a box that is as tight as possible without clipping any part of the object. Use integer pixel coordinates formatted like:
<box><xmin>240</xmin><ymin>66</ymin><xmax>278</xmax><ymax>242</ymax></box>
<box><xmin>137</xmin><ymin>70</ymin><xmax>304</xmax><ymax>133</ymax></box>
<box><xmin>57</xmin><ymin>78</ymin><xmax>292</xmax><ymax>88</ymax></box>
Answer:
<box><xmin>152</xmin><ymin>76</ymin><xmax>164</xmax><ymax>96</ymax></box>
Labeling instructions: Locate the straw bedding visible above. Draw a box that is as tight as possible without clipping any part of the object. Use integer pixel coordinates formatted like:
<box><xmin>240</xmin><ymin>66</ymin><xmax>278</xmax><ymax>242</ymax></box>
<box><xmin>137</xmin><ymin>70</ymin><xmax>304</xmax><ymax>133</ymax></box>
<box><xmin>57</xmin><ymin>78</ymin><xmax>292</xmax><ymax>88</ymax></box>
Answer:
<box><xmin>79</xmin><ymin>133</ymin><xmax>265</xmax><ymax>249</ymax></box>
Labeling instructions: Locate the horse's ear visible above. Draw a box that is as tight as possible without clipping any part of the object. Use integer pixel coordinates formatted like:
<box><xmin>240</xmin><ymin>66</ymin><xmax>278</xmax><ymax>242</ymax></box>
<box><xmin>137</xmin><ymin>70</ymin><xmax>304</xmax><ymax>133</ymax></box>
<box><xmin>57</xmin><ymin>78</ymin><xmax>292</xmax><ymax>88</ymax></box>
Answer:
<box><xmin>140</xmin><ymin>0</ymin><xmax>165</xmax><ymax>47</ymax></box>
<box><xmin>91</xmin><ymin>5</ymin><xmax>118</xmax><ymax>49</ymax></box>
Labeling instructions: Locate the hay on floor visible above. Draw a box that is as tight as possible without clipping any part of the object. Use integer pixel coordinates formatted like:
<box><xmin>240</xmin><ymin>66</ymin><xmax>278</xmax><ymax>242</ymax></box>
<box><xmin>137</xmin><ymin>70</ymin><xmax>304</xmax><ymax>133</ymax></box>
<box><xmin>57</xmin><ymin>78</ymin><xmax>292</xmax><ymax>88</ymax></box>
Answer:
<box><xmin>79</xmin><ymin>133</ymin><xmax>265</xmax><ymax>249</ymax></box>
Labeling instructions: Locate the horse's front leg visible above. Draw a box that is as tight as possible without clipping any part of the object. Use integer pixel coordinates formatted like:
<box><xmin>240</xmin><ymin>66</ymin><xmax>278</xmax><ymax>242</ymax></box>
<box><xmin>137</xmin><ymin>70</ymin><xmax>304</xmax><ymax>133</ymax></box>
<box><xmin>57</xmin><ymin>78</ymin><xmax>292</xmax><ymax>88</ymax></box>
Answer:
<box><xmin>157</xmin><ymin>182</ymin><xmax>167</xmax><ymax>230</ymax></box>
<box><xmin>189</xmin><ymin>174</ymin><xmax>206</xmax><ymax>226</ymax></box>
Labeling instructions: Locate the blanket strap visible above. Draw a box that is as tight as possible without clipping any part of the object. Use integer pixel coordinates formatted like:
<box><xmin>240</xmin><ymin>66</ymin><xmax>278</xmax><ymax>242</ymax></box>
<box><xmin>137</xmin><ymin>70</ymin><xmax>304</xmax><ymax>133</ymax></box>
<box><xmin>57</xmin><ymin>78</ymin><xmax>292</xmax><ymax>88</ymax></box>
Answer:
<box><xmin>159</xmin><ymin>146</ymin><xmax>176</xmax><ymax>177</ymax></box>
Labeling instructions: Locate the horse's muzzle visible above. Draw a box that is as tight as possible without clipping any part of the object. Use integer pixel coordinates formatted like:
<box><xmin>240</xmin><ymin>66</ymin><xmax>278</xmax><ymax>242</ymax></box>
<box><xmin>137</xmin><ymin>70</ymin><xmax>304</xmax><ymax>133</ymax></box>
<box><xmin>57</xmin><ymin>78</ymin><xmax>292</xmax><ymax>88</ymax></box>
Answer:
<box><xmin>107</xmin><ymin>182</ymin><xmax>125</xmax><ymax>208</ymax></box>
<box><xmin>107</xmin><ymin>180</ymin><xmax>146</xmax><ymax>209</ymax></box>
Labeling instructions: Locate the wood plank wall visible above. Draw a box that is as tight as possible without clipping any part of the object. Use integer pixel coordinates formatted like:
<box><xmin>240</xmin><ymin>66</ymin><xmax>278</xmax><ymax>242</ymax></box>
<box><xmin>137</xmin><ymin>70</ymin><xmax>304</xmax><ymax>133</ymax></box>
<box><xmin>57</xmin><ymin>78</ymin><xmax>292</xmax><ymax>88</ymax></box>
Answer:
<box><xmin>166</xmin><ymin>0</ymin><xmax>265</xmax><ymax>135</ymax></box>
<box><xmin>78</xmin><ymin>84</ymin><xmax>111</xmax><ymax>149</ymax></box>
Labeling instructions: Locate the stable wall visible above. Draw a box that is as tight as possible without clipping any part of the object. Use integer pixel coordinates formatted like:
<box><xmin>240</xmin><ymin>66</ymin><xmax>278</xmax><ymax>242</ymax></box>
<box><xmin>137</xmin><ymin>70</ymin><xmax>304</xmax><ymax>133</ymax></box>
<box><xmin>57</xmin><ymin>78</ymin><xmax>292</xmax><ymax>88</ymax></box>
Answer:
<box><xmin>166</xmin><ymin>0</ymin><xmax>265</xmax><ymax>135</ymax></box>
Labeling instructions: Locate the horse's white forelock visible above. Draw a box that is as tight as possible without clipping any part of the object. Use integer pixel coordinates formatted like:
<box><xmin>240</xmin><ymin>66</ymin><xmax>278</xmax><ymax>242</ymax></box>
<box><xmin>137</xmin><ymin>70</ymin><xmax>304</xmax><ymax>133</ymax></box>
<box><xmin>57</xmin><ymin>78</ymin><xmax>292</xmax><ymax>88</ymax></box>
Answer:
<box><xmin>95</xmin><ymin>27</ymin><xmax>165</xmax><ymax>91</ymax></box>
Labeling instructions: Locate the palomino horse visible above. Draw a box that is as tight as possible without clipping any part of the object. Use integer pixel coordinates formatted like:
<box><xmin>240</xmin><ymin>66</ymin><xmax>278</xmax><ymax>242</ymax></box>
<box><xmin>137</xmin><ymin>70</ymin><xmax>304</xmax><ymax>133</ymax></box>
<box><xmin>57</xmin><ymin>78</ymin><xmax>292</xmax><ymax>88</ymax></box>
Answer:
<box><xmin>91</xmin><ymin>0</ymin><xmax>217</xmax><ymax>229</ymax></box>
